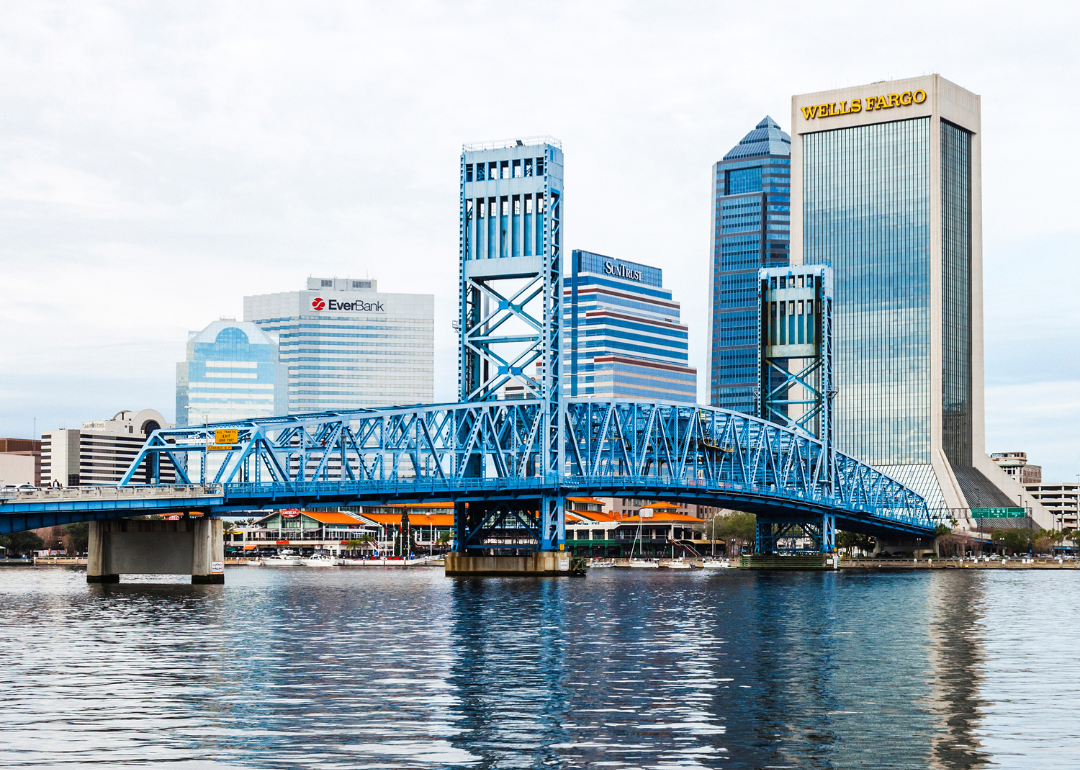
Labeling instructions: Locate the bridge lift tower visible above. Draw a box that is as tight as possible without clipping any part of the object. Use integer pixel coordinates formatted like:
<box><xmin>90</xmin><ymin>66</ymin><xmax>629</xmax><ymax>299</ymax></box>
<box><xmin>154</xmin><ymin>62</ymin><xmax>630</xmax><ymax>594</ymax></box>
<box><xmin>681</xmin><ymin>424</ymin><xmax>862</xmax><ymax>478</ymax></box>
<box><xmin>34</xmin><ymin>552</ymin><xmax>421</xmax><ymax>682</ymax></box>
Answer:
<box><xmin>755</xmin><ymin>264</ymin><xmax>836</xmax><ymax>554</ymax></box>
<box><xmin>456</xmin><ymin>137</ymin><xmax>565</xmax><ymax>556</ymax></box>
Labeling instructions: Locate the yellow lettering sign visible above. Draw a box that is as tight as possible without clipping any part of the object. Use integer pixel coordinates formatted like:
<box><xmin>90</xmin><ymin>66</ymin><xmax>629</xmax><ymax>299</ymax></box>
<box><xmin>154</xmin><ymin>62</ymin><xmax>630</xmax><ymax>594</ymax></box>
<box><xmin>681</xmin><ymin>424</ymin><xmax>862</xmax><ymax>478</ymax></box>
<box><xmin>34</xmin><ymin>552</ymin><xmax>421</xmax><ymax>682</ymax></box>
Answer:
<box><xmin>215</xmin><ymin>429</ymin><xmax>239</xmax><ymax>444</ymax></box>
<box><xmin>801</xmin><ymin>89</ymin><xmax>928</xmax><ymax>120</ymax></box>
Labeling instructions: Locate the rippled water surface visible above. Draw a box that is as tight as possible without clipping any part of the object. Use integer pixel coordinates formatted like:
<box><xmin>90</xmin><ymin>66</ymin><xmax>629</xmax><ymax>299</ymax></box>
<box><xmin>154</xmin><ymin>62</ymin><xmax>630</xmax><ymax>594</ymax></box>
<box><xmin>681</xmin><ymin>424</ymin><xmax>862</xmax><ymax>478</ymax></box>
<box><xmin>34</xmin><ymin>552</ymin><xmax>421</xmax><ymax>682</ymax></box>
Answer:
<box><xmin>0</xmin><ymin>566</ymin><xmax>1078</xmax><ymax>768</ymax></box>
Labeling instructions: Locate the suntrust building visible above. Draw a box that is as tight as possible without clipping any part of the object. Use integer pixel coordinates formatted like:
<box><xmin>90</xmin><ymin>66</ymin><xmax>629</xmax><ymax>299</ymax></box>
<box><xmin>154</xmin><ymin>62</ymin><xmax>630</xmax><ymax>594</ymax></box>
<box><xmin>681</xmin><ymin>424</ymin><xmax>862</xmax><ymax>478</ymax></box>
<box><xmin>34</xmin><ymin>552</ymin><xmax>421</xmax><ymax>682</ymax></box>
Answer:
<box><xmin>245</xmin><ymin>278</ymin><xmax>434</xmax><ymax>413</ymax></box>
<box><xmin>790</xmin><ymin>75</ymin><xmax>1044</xmax><ymax>522</ymax></box>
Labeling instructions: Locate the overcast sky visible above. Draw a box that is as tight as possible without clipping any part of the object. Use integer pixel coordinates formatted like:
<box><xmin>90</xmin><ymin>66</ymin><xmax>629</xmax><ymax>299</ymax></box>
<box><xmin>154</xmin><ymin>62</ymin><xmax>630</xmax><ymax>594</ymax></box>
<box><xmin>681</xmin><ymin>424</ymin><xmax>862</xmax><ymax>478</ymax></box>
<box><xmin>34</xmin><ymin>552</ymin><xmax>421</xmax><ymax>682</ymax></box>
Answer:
<box><xmin>1</xmin><ymin>1</ymin><xmax>1078</xmax><ymax>479</ymax></box>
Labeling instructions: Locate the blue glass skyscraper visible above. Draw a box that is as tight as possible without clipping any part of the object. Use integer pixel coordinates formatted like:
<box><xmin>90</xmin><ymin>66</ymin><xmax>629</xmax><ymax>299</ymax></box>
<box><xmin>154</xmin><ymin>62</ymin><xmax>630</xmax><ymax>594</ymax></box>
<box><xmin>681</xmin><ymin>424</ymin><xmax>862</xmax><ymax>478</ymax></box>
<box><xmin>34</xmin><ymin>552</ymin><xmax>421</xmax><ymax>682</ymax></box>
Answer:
<box><xmin>706</xmin><ymin>117</ymin><xmax>791</xmax><ymax>413</ymax></box>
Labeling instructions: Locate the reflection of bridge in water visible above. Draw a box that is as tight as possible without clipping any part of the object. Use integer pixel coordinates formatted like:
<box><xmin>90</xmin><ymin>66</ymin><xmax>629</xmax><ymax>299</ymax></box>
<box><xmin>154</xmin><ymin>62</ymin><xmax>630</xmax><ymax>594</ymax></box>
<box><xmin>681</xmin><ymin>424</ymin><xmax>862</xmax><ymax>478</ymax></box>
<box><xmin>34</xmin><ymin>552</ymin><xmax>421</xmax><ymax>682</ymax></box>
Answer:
<box><xmin>0</xmin><ymin>136</ymin><xmax>933</xmax><ymax>577</ymax></box>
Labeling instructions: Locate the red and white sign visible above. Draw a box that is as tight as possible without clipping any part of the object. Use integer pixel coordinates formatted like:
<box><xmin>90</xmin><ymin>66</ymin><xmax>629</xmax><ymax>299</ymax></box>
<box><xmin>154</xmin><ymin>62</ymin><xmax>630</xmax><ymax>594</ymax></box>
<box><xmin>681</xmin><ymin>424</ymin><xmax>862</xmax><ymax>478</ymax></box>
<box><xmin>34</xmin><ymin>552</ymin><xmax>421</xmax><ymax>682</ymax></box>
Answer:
<box><xmin>281</xmin><ymin>510</ymin><xmax>301</xmax><ymax>518</ymax></box>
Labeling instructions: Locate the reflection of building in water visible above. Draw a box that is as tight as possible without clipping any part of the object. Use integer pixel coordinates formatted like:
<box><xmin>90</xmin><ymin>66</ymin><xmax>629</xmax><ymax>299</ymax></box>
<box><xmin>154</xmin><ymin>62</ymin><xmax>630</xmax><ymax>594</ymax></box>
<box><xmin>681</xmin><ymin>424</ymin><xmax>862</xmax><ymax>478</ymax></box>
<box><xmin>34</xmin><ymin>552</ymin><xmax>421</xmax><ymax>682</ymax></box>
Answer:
<box><xmin>926</xmin><ymin>572</ymin><xmax>989</xmax><ymax>769</ymax></box>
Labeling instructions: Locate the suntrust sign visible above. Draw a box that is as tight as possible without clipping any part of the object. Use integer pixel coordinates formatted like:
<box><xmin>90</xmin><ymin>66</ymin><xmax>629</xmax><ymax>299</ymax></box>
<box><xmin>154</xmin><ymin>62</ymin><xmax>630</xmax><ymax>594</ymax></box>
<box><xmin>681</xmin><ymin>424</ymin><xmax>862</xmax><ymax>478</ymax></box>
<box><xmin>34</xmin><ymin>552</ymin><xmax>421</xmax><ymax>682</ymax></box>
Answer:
<box><xmin>311</xmin><ymin>297</ymin><xmax>385</xmax><ymax>312</ymax></box>
<box><xmin>604</xmin><ymin>261</ymin><xmax>643</xmax><ymax>282</ymax></box>
<box><xmin>801</xmin><ymin>89</ymin><xmax>927</xmax><ymax>120</ymax></box>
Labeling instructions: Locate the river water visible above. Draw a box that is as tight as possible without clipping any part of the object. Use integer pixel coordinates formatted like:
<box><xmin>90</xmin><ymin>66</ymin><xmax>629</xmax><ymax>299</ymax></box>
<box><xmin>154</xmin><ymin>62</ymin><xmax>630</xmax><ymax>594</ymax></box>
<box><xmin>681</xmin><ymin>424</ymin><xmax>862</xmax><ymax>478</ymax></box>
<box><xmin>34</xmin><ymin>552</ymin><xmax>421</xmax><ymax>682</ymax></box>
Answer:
<box><xmin>0</xmin><ymin>566</ymin><xmax>1077</xmax><ymax>769</ymax></box>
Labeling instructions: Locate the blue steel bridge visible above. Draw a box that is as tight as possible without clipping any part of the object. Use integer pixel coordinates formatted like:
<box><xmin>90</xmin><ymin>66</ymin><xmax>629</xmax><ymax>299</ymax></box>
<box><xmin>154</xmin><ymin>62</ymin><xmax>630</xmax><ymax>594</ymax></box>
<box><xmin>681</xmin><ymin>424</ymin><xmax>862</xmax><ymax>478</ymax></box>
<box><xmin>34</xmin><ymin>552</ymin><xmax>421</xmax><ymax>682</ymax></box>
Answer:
<box><xmin>0</xmin><ymin>399</ymin><xmax>932</xmax><ymax>553</ymax></box>
<box><xmin>0</xmin><ymin>137</ymin><xmax>934</xmax><ymax>555</ymax></box>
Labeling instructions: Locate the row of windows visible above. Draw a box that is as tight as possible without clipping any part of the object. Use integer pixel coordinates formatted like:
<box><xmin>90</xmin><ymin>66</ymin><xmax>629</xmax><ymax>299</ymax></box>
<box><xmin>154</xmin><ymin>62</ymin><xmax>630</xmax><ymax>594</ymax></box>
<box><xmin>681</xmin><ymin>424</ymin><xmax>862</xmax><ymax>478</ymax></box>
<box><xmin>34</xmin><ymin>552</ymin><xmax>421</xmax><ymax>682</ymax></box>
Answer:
<box><xmin>464</xmin><ymin>157</ymin><xmax>545</xmax><ymax>182</ymax></box>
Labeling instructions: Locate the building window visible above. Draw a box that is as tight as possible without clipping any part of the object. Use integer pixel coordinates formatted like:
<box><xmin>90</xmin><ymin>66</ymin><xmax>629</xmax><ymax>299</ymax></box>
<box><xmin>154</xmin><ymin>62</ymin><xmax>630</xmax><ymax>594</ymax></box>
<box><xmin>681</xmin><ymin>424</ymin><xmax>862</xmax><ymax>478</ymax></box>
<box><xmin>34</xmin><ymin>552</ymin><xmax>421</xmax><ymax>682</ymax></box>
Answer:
<box><xmin>525</xmin><ymin>159</ymin><xmax>533</xmax><ymax>176</ymax></box>
<box><xmin>465</xmin><ymin>164</ymin><xmax>473</xmax><ymax>182</ymax></box>
<box><xmin>513</xmin><ymin>159</ymin><xmax>522</xmax><ymax>178</ymax></box>
<box><xmin>536</xmin><ymin>158</ymin><xmax>544</xmax><ymax>176</ymax></box>
<box><xmin>321</xmin><ymin>280</ymin><xmax>333</xmax><ymax>287</ymax></box>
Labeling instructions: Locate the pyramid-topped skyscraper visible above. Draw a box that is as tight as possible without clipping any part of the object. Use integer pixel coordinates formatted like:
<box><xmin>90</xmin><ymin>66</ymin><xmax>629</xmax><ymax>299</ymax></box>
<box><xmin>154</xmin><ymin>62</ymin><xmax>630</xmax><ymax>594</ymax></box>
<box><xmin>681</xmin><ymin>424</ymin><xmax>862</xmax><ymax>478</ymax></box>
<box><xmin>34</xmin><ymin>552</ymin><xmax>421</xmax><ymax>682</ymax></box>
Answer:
<box><xmin>706</xmin><ymin>116</ymin><xmax>791</xmax><ymax>413</ymax></box>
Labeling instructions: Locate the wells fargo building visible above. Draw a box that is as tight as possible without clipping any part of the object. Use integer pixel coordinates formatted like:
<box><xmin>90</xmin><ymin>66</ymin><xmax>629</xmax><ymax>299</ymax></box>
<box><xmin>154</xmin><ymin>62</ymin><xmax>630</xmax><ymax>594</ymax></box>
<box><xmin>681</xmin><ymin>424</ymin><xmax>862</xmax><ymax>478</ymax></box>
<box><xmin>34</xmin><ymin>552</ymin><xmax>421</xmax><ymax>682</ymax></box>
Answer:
<box><xmin>790</xmin><ymin>75</ymin><xmax>1035</xmax><ymax>517</ymax></box>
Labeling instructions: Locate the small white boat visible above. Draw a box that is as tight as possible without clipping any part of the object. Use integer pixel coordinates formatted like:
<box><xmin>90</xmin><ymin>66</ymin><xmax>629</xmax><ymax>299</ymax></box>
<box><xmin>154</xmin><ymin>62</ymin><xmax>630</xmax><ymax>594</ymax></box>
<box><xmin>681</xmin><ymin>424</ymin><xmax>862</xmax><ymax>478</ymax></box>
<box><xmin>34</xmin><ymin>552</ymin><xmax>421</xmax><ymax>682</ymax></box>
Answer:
<box><xmin>302</xmin><ymin>553</ymin><xmax>339</xmax><ymax>567</ymax></box>
<box><xmin>702</xmin><ymin>558</ymin><xmax>733</xmax><ymax>569</ymax></box>
<box><xmin>629</xmin><ymin>559</ymin><xmax>659</xmax><ymax>569</ymax></box>
<box><xmin>590</xmin><ymin>559</ymin><xmax>615</xmax><ymax>568</ymax></box>
<box><xmin>662</xmin><ymin>559</ymin><xmax>693</xmax><ymax>569</ymax></box>
<box><xmin>263</xmin><ymin>550</ymin><xmax>303</xmax><ymax>566</ymax></box>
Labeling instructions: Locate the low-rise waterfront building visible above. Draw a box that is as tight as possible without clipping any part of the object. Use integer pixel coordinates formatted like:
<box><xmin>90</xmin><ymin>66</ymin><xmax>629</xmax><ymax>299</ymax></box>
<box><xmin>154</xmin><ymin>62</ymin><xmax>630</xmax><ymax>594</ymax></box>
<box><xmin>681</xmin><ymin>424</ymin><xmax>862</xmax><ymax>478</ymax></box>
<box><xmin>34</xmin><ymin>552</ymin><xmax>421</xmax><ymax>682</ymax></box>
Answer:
<box><xmin>237</xmin><ymin>509</ymin><xmax>376</xmax><ymax>555</ymax></box>
<box><xmin>41</xmin><ymin>410</ymin><xmax>174</xmax><ymax>487</ymax></box>
<box><xmin>565</xmin><ymin>499</ymin><xmax>706</xmax><ymax>558</ymax></box>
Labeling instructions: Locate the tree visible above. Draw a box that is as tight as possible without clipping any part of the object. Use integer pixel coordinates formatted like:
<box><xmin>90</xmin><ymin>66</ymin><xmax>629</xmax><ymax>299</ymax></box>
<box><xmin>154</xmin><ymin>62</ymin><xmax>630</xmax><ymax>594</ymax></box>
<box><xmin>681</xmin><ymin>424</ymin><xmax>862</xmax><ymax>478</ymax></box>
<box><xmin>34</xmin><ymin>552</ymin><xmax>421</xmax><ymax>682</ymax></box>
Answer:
<box><xmin>707</xmin><ymin>512</ymin><xmax>756</xmax><ymax>555</ymax></box>
<box><xmin>993</xmin><ymin>528</ymin><xmax>1033</xmax><ymax>555</ymax></box>
<box><xmin>836</xmin><ymin>530</ymin><xmax>875</xmax><ymax>556</ymax></box>
<box><xmin>62</xmin><ymin>522</ymin><xmax>90</xmax><ymax>554</ymax></box>
<box><xmin>0</xmin><ymin>530</ymin><xmax>44</xmax><ymax>557</ymax></box>
<box><xmin>933</xmin><ymin>523</ymin><xmax>952</xmax><ymax>537</ymax></box>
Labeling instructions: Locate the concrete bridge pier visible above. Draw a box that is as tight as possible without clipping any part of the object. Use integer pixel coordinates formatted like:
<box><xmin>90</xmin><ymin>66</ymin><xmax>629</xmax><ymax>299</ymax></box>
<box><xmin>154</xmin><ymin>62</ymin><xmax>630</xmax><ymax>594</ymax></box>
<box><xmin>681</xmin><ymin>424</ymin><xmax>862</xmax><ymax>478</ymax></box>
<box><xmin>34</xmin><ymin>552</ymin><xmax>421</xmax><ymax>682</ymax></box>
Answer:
<box><xmin>87</xmin><ymin>518</ymin><xmax>225</xmax><ymax>584</ymax></box>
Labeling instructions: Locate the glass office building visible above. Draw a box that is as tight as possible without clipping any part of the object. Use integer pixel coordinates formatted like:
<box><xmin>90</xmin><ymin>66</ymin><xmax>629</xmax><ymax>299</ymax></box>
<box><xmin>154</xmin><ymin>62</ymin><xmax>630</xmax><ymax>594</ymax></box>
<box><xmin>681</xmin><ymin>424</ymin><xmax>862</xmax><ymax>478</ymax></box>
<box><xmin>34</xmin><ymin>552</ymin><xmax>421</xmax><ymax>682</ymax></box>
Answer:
<box><xmin>176</xmin><ymin>321</ymin><xmax>287</xmax><ymax>426</ymax></box>
<box><xmin>791</xmin><ymin>75</ymin><xmax>1027</xmax><ymax>515</ymax></box>
<box><xmin>706</xmin><ymin>117</ymin><xmax>791</xmax><ymax>412</ymax></box>
<box><xmin>245</xmin><ymin>278</ymin><xmax>434</xmax><ymax>413</ymax></box>
<box><xmin>564</xmin><ymin>250</ymin><xmax>696</xmax><ymax>402</ymax></box>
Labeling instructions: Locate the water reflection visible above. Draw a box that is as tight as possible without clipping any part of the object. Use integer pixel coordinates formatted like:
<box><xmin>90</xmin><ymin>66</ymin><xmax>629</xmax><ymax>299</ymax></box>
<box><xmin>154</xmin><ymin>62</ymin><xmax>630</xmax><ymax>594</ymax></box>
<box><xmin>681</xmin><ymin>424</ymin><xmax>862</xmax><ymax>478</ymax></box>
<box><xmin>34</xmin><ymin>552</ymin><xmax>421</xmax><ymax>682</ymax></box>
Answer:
<box><xmin>0</xmin><ymin>567</ymin><xmax>1077</xmax><ymax>767</ymax></box>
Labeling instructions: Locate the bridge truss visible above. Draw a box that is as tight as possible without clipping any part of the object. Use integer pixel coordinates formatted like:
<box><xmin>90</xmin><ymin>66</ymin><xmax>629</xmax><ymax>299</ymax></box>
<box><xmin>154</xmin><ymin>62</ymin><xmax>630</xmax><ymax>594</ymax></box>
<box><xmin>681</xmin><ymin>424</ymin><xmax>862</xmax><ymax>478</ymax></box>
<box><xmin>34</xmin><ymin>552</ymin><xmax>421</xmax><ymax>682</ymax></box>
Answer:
<box><xmin>95</xmin><ymin>398</ymin><xmax>933</xmax><ymax>551</ymax></box>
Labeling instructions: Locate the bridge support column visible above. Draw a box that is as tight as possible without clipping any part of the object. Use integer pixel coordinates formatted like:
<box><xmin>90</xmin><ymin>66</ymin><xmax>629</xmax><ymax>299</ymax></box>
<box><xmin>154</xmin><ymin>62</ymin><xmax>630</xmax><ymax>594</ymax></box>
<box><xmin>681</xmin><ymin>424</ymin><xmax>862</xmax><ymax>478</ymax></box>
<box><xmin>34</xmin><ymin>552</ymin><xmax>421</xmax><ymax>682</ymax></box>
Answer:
<box><xmin>87</xmin><ymin>518</ymin><xmax>225</xmax><ymax>584</ymax></box>
<box><xmin>755</xmin><ymin>513</ymin><xmax>836</xmax><ymax>555</ymax></box>
<box><xmin>539</xmin><ymin>495</ymin><xmax>565</xmax><ymax>552</ymax></box>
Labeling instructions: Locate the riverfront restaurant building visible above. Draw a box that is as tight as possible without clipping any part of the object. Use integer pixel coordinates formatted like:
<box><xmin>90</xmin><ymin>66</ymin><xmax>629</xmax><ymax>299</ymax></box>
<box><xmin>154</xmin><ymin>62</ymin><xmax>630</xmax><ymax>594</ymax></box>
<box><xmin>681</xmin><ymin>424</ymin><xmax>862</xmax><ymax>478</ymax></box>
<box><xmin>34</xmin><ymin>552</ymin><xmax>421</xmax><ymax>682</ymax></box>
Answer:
<box><xmin>234</xmin><ymin>504</ymin><xmax>455</xmax><ymax>556</ymax></box>
<box><xmin>245</xmin><ymin>277</ymin><xmax>434</xmax><ymax>414</ymax></box>
<box><xmin>564</xmin><ymin>499</ymin><xmax>706</xmax><ymax>558</ymax></box>
<box><xmin>789</xmin><ymin>75</ymin><xmax>1052</xmax><ymax>528</ymax></box>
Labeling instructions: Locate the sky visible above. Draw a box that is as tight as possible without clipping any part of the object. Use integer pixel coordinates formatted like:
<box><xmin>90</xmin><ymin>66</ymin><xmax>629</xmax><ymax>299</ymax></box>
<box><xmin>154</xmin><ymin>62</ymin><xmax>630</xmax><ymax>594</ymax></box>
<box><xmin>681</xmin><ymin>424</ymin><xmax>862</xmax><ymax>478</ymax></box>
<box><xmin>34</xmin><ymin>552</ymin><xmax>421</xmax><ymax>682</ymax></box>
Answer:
<box><xmin>1</xmin><ymin>1</ymin><xmax>1078</xmax><ymax>480</ymax></box>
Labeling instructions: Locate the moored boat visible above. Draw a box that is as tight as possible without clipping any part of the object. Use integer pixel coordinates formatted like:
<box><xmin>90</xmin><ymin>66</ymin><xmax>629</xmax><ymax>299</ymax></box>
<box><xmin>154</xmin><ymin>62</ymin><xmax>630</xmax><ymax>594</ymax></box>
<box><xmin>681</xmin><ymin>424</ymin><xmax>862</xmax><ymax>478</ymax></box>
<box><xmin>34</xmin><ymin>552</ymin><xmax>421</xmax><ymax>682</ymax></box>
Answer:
<box><xmin>263</xmin><ymin>550</ymin><xmax>303</xmax><ymax>566</ymax></box>
<box><xmin>302</xmin><ymin>553</ymin><xmax>339</xmax><ymax>567</ymax></box>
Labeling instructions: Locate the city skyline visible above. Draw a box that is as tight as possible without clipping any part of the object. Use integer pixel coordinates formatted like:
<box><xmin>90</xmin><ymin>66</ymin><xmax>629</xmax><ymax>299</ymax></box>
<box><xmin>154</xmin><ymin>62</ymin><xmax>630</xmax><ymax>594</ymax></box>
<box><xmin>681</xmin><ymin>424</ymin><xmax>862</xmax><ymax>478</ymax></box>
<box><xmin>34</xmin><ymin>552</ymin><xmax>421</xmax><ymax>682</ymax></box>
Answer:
<box><xmin>1</xmin><ymin>4</ymin><xmax>1078</xmax><ymax>480</ymax></box>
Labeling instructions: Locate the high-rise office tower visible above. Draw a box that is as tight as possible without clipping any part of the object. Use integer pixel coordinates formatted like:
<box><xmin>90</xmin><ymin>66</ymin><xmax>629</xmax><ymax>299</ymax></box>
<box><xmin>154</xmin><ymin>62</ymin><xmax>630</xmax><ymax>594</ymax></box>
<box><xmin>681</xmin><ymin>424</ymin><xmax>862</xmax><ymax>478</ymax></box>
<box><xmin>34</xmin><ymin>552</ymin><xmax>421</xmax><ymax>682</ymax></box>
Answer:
<box><xmin>176</xmin><ymin>320</ymin><xmax>288</xmax><ymax>426</ymax></box>
<box><xmin>790</xmin><ymin>75</ymin><xmax>1045</xmax><ymax>522</ymax></box>
<box><xmin>706</xmin><ymin>117</ymin><xmax>791</xmax><ymax>413</ymax></box>
<box><xmin>565</xmin><ymin>250</ymin><xmax>696</xmax><ymax>402</ymax></box>
<box><xmin>246</xmin><ymin>278</ymin><xmax>434</xmax><ymax>413</ymax></box>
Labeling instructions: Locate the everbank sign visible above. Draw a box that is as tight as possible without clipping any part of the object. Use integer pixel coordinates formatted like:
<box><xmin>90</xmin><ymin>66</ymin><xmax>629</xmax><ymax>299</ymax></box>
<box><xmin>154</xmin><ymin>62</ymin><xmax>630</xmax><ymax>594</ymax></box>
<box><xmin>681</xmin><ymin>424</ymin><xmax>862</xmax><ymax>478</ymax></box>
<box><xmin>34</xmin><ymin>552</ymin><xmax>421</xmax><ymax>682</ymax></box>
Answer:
<box><xmin>311</xmin><ymin>296</ymin><xmax>385</xmax><ymax>312</ymax></box>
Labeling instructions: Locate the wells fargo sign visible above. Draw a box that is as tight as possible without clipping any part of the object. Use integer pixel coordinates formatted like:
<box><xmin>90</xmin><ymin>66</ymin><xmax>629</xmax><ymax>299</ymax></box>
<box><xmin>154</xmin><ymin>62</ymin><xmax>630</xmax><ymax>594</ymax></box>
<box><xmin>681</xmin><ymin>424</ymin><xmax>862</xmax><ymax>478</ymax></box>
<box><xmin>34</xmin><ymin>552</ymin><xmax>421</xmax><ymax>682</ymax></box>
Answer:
<box><xmin>801</xmin><ymin>89</ymin><xmax>927</xmax><ymax>120</ymax></box>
